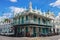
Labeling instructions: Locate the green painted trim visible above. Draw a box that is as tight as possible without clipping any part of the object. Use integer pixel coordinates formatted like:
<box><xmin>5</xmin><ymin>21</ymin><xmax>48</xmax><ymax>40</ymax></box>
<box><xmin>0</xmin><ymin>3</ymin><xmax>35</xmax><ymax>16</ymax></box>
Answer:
<box><xmin>33</xmin><ymin>27</ymin><xmax>36</xmax><ymax>36</ymax></box>
<box><xmin>18</xmin><ymin>18</ymin><xmax>20</xmax><ymax>24</ymax></box>
<box><xmin>22</xmin><ymin>16</ymin><xmax>24</xmax><ymax>24</ymax></box>
<box><xmin>26</xmin><ymin>16</ymin><xmax>28</xmax><ymax>21</ymax></box>
<box><xmin>26</xmin><ymin>27</ymin><xmax>28</xmax><ymax>32</ymax></box>
<box><xmin>34</xmin><ymin>16</ymin><xmax>37</xmax><ymax>21</ymax></box>
<box><xmin>42</xmin><ymin>28</ymin><xmax>49</xmax><ymax>34</ymax></box>
<box><xmin>38</xmin><ymin>18</ymin><xmax>40</xmax><ymax>24</ymax></box>
<box><xmin>17</xmin><ymin>27</ymin><xmax>20</xmax><ymax>32</ymax></box>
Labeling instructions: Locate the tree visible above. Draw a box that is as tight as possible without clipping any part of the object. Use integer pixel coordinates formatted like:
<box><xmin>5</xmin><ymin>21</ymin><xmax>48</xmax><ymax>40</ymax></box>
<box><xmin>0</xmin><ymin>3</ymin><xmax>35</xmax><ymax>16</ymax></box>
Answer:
<box><xmin>4</xmin><ymin>18</ymin><xmax>10</xmax><ymax>23</ymax></box>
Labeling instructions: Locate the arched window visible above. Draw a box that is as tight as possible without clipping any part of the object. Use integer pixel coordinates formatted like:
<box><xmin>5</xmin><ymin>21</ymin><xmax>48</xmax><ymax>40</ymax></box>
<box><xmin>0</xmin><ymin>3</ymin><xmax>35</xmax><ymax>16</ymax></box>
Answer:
<box><xmin>26</xmin><ymin>15</ymin><xmax>28</xmax><ymax>21</ymax></box>
<box><xmin>38</xmin><ymin>18</ymin><xmax>40</xmax><ymax>24</ymax></box>
<box><xmin>19</xmin><ymin>17</ymin><xmax>20</xmax><ymax>24</ymax></box>
<box><xmin>34</xmin><ymin>16</ymin><xmax>37</xmax><ymax>21</ymax></box>
<box><xmin>22</xmin><ymin>16</ymin><xmax>24</xmax><ymax>24</ymax></box>
<box><xmin>42</xmin><ymin>19</ymin><xmax>46</xmax><ymax>24</ymax></box>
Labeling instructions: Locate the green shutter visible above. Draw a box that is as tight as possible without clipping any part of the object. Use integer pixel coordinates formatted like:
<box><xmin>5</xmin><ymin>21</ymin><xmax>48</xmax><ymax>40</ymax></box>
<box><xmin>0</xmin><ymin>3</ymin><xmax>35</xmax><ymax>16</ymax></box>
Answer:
<box><xmin>26</xmin><ymin>27</ymin><xmax>28</xmax><ymax>32</ymax></box>
<box><xmin>46</xmin><ymin>28</ymin><xmax>49</xmax><ymax>33</ymax></box>
<box><xmin>33</xmin><ymin>27</ymin><xmax>36</xmax><ymax>33</ymax></box>
<box><xmin>26</xmin><ymin>16</ymin><xmax>28</xmax><ymax>21</ymax></box>
<box><xmin>38</xmin><ymin>18</ymin><xmax>40</xmax><ymax>24</ymax></box>
<box><xmin>17</xmin><ymin>18</ymin><xmax>19</xmax><ymax>24</ymax></box>
<box><xmin>42</xmin><ymin>28</ymin><xmax>45</xmax><ymax>34</ymax></box>
<box><xmin>17</xmin><ymin>27</ymin><xmax>20</xmax><ymax>32</ymax></box>
<box><xmin>22</xmin><ymin>16</ymin><xmax>24</xmax><ymax>24</ymax></box>
<box><xmin>34</xmin><ymin>16</ymin><xmax>37</xmax><ymax>21</ymax></box>
<box><xmin>18</xmin><ymin>18</ymin><xmax>20</xmax><ymax>24</ymax></box>
<box><xmin>15</xmin><ymin>19</ymin><xmax>17</xmax><ymax>24</ymax></box>
<box><xmin>42</xmin><ymin>28</ymin><xmax>49</xmax><ymax>34</ymax></box>
<box><xmin>33</xmin><ymin>27</ymin><xmax>36</xmax><ymax>37</ymax></box>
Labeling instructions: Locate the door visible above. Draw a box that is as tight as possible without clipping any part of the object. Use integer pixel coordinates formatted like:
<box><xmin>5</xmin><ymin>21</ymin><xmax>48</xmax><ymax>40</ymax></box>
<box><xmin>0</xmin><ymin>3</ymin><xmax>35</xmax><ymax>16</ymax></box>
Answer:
<box><xmin>33</xmin><ymin>27</ymin><xmax>36</xmax><ymax>37</ymax></box>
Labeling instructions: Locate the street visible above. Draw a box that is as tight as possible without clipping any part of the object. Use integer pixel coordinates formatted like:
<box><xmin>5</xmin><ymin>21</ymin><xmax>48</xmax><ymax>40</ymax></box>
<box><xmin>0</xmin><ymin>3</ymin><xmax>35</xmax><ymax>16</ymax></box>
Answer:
<box><xmin>0</xmin><ymin>35</ymin><xmax>60</xmax><ymax>40</ymax></box>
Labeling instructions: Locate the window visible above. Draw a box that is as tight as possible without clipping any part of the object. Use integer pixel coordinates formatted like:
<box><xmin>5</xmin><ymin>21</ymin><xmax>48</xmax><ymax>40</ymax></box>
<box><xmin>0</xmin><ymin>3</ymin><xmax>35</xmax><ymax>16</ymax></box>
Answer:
<box><xmin>33</xmin><ymin>27</ymin><xmax>36</xmax><ymax>33</ymax></box>
<box><xmin>42</xmin><ymin>19</ymin><xmax>46</xmax><ymax>24</ymax></box>
<box><xmin>26</xmin><ymin>16</ymin><xmax>28</xmax><ymax>21</ymax></box>
<box><xmin>46</xmin><ymin>20</ymin><xmax>50</xmax><ymax>24</ymax></box>
<box><xmin>38</xmin><ymin>18</ymin><xmax>40</xmax><ymax>24</ymax></box>
<box><xmin>48</xmin><ymin>20</ymin><xmax>50</xmax><ymax>24</ymax></box>
<box><xmin>13</xmin><ymin>19</ymin><xmax>16</xmax><ymax>25</ymax></box>
<box><xmin>22</xmin><ymin>16</ymin><xmax>24</xmax><ymax>24</ymax></box>
<box><xmin>17</xmin><ymin>18</ymin><xmax>19</xmax><ymax>24</ymax></box>
<box><xmin>17</xmin><ymin>27</ymin><xmax>20</xmax><ymax>32</ymax></box>
<box><xmin>34</xmin><ymin>16</ymin><xmax>37</xmax><ymax>21</ymax></box>
<box><xmin>18</xmin><ymin>18</ymin><xmax>20</xmax><ymax>24</ymax></box>
<box><xmin>26</xmin><ymin>27</ymin><xmax>28</xmax><ymax>32</ymax></box>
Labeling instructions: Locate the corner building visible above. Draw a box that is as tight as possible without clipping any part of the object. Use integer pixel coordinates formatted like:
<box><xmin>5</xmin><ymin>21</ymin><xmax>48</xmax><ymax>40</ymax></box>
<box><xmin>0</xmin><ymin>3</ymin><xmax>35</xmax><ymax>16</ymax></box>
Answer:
<box><xmin>13</xmin><ymin>2</ymin><xmax>54</xmax><ymax>37</ymax></box>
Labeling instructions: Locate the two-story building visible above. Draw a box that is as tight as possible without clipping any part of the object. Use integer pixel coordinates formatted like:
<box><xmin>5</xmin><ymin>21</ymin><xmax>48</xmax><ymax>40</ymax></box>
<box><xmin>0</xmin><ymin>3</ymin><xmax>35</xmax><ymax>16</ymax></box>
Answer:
<box><xmin>13</xmin><ymin>2</ymin><xmax>54</xmax><ymax>37</ymax></box>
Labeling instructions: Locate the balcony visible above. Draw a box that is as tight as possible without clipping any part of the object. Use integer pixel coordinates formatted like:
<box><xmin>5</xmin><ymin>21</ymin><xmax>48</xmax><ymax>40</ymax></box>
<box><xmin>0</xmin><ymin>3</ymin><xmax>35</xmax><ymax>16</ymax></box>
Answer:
<box><xmin>40</xmin><ymin>22</ymin><xmax>53</xmax><ymax>27</ymax></box>
<box><xmin>24</xmin><ymin>20</ymin><xmax>38</xmax><ymax>24</ymax></box>
<box><xmin>13</xmin><ymin>20</ymin><xmax>39</xmax><ymax>25</ymax></box>
<box><xmin>12</xmin><ymin>20</ymin><xmax>53</xmax><ymax>27</ymax></box>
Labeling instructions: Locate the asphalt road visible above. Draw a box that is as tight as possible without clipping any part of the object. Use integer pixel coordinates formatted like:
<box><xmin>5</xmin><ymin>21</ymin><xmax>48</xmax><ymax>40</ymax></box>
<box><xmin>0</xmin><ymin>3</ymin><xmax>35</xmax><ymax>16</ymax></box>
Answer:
<box><xmin>0</xmin><ymin>35</ymin><xmax>60</xmax><ymax>40</ymax></box>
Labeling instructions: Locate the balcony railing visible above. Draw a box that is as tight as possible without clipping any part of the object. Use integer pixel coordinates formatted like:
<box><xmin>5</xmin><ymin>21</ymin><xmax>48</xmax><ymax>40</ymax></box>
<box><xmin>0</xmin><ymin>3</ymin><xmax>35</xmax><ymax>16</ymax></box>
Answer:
<box><xmin>12</xmin><ymin>20</ymin><xmax>53</xmax><ymax>26</ymax></box>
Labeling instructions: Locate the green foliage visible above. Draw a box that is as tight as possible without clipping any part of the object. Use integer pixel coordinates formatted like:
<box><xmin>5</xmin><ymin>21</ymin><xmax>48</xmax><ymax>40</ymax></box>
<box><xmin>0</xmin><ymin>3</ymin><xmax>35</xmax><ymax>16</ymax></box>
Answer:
<box><xmin>4</xmin><ymin>18</ymin><xmax>10</xmax><ymax>22</ymax></box>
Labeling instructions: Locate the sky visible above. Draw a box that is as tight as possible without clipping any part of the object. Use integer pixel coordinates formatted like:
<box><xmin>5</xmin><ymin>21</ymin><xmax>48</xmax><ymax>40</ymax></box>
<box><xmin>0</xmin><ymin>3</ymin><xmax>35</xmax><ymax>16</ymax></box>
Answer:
<box><xmin>0</xmin><ymin>0</ymin><xmax>60</xmax><ymax>18</ymax></box>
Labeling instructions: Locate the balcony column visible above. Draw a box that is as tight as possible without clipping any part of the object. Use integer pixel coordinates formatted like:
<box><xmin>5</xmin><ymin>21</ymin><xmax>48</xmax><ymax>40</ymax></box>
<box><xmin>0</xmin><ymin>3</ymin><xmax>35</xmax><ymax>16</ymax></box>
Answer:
<box><xmin>24</xmin><ymin>16</ymin><xmax>25</xmax><ymax>22</ymax></box>
<box><xmin>17</xmin><ymin>18</ymin><xmax>18</xmax><ymax>24</ymax></box>
<box><xmin>16</xmin><ymin>18</ymin><xmax>18</xmax><ymax>24</ymax></box>
<box><xmin>20</xmin><ymin>17</ymin><xmax>21</xmax><ymax>24</ymax></box>
<box><xmin>29</xmin><ymin>27</ymin><xmax>33</xmax><ymax>36</ymax></box>
<box><xmin>36</xmin><ymin>17</ymin><xmax>38</xmax><ymax>22</ymax></box>
<box><xmin>55</xmin><ymin>28</ymin><xmax>57</xmax><ymax>33</ymax></box>
<box><xmin>30</xmin><ymin>14</ymin><xmax>33</xmax><ymax>20</ymax></box>
<box><xmin>24</xmin><ymin>26</ymin><xmax>26</xmax><ymax>37</ymax></box>
<box><xmin>40</xmin><ymin>18</ymin><xmax>43</xmax><ymax>24</ymax></box>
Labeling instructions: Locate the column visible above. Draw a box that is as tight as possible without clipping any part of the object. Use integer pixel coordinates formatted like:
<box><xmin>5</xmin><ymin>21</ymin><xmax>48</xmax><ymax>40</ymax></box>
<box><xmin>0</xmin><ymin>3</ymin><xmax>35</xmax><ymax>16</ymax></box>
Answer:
<box><xmin>20</xmin><ymin>17</ymin><xmax>22</xmax><ymax>24</ymax></box>
<box><xmin>36</xmin><ymin>27</ymin><xmax>39</xmax><ymax>37</ymax></box>
<box><xmin>49</xmin><ymin>28</ymin><xmax>51</xmax><ymax>33</ymax></box>
<box><xmin>40</xmin><ymin>18</ymin><xmax>43</xmax><ymax>24</ymax></box>
<box><xmin>51</xmin><ymin>28</ymin><xmax>54</xmax><ymax>33</ymax></box>
<box><xmin>29</xmin><ymin>27</ymin><xmax>33</xmax><ymax>36</ymax></box>
<box><xmin>23</xmin><ymin>27</ymin><xmax>26</xmax><ymax>37</ymax></box>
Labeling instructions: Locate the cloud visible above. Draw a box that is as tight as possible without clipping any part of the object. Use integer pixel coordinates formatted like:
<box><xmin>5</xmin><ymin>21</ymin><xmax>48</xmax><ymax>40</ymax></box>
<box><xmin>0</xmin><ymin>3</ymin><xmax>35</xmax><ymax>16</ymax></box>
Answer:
<box><xmin>0</xmin><ymin>13</ymin><xmax>13</xmax><ymax>22</ymax></box>
<box><xmin>0</xmin><ymin>17</ymin><xmax>4</xmax><ymax>22</ymax></box>
<box><xmin>3</xmin><ymin>13</ymin><xmax>12</xmax><ymax>18</ymax></box>
<box><xmin>0</xmin><ymin>16</ymin><xmax>8</xmax><ymax>22</ymax></box>
<box><xmin>50</xmin><ymin>0</ymin><xmax>60</xmax><ymax>8</ymax></box>
<box><xmin>10</xmin><ymin>0</ymin><xmax>17</xmax><ymax>2</ymax></box>
<box><xmin>55</xmin><ymin>12</ymin><xmax>60</xmax><ymax>20</ymax></box>
<box><xmin>0</xmin><ymin>6</ymin><xmax>26</xmax><ymax>21</ymax></box>
<box><xmin>9</xmin><ymin>6</ymin><xmax>26</xmax><ymax>15</ymax></box>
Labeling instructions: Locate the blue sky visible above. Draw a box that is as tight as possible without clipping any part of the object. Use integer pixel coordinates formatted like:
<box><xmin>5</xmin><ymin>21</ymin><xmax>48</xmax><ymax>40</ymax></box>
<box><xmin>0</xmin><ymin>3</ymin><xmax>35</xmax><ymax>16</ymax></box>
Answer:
<box><xmin>0</xmin><ymin>0</ymin><xmax>60</xmax><ymax>18</ymax></box>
